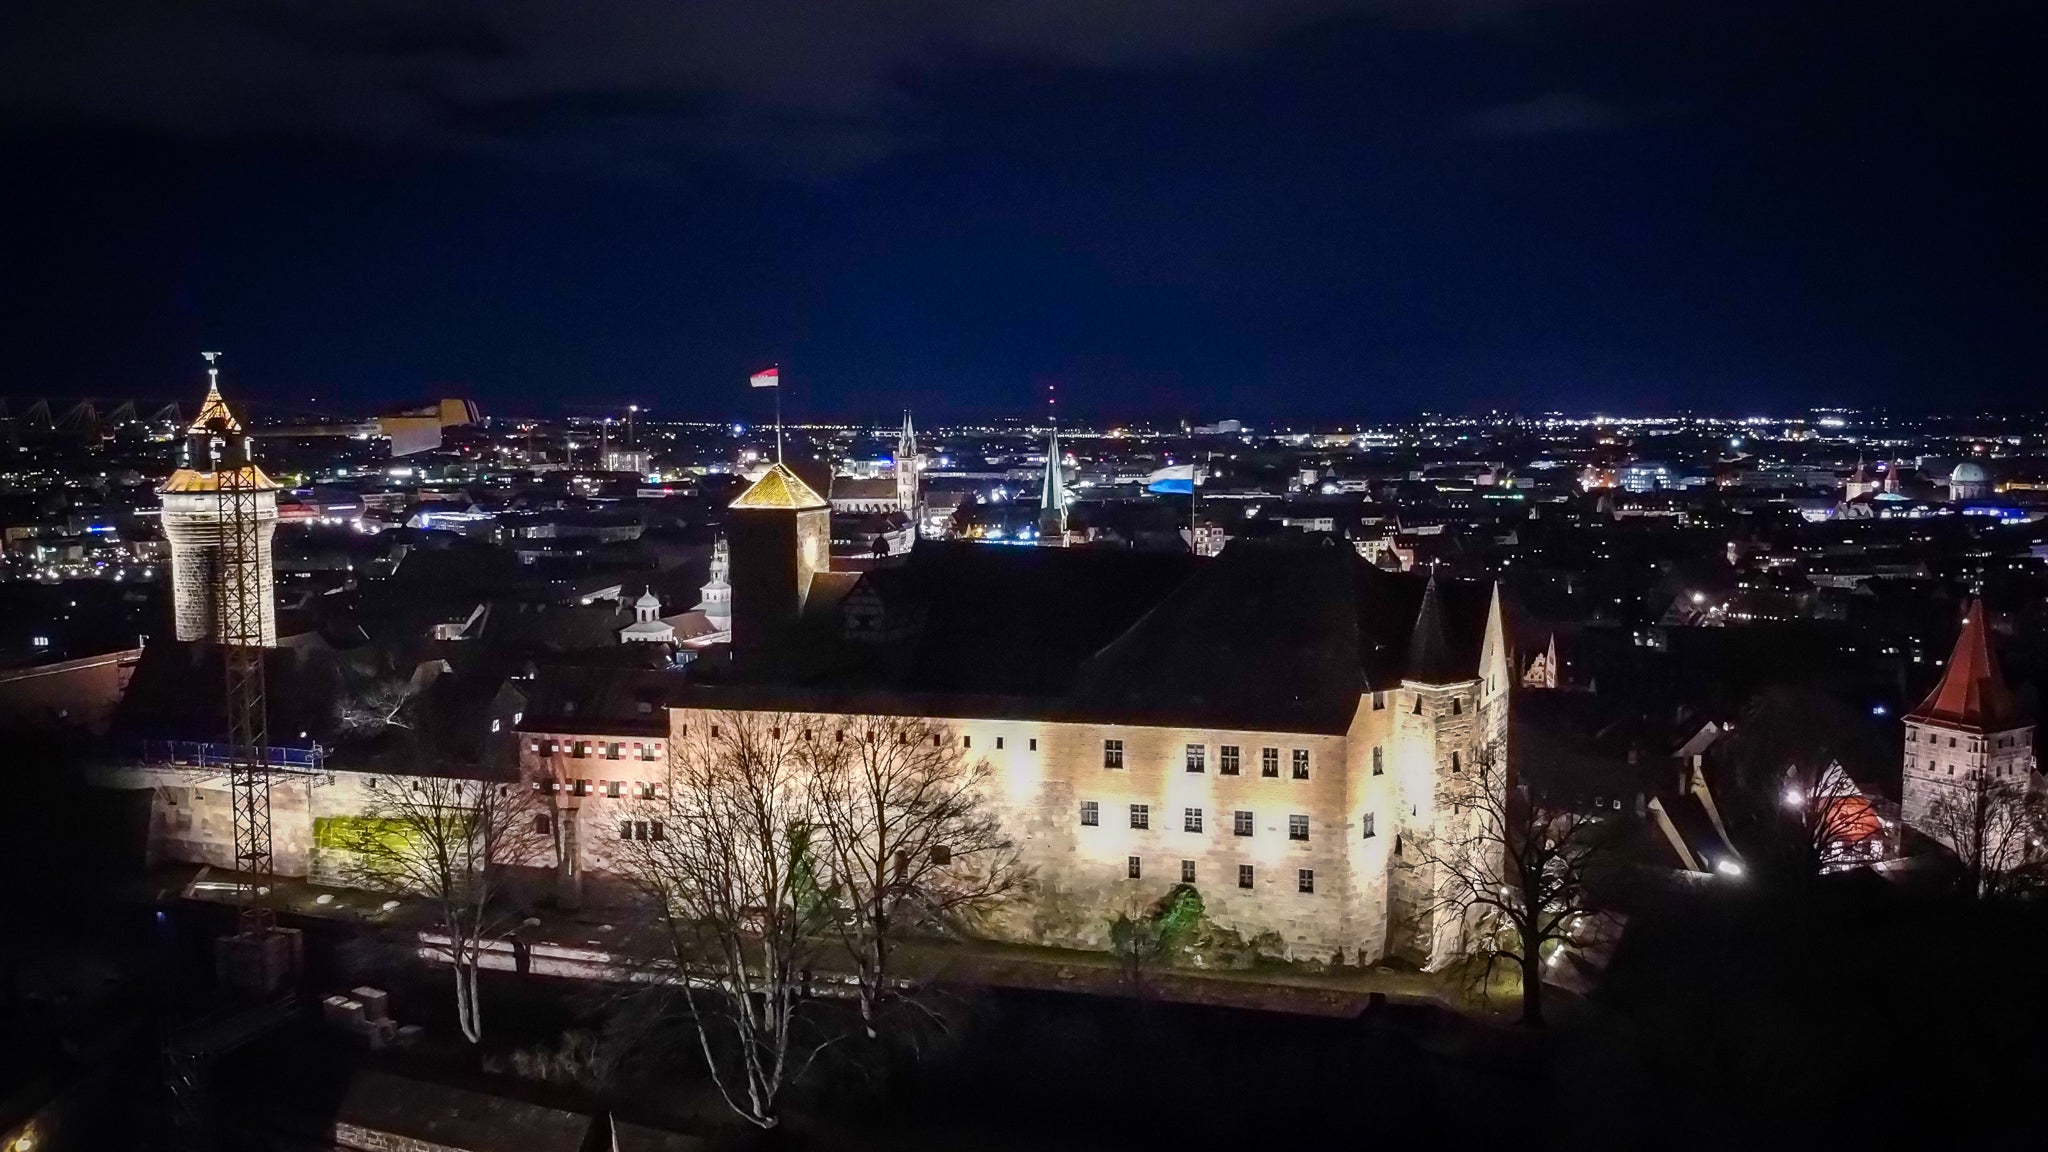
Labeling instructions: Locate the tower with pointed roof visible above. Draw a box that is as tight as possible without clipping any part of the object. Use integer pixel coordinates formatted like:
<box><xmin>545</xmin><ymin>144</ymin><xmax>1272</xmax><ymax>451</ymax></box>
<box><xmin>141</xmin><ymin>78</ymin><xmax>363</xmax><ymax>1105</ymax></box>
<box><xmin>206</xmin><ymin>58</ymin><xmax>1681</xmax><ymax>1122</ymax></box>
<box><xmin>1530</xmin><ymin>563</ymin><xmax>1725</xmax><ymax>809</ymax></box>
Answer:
<box><xmin>727</xmin><ymin>463</ymin><xmax>831</xmax><ymax>655</ymax></box>
<box><xmin>160</xmin><ymin>360</ymin><xmax>280</xmax><ymax>644</ymax></box>
<box><xmin>696</xmin><ymin>535</ymin><xmax>733</xmax><ymax>637</ymax></box>
<box><xmin>1037</xmin><ymin>425</ymin><xmax>1067</xmax><ymax>543</ymax></box>
<box><xmin>895</xmin><ymin>412</ymin><xmax>920</xmax><ymax>531</ymax></box>
<box><xmin>1901</xmin><ymin>600</ymin><xmax>2036</xmax><ymax>848</ymax></box>
<box><xmin>1385</xmin><ymin>575</ymin><xmax>1512</xmax><ymax>968</ymax></box>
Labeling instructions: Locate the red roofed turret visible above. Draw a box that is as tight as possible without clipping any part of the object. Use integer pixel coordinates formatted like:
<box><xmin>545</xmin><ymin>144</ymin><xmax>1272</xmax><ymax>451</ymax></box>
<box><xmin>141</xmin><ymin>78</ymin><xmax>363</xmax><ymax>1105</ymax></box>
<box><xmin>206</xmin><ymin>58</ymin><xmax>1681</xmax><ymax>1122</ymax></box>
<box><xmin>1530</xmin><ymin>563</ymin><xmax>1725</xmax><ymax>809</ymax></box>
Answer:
<box><xmin>1907</xmin><ymin>600</ymin><xmax>2022</xmax><ymax>732</ymax></box>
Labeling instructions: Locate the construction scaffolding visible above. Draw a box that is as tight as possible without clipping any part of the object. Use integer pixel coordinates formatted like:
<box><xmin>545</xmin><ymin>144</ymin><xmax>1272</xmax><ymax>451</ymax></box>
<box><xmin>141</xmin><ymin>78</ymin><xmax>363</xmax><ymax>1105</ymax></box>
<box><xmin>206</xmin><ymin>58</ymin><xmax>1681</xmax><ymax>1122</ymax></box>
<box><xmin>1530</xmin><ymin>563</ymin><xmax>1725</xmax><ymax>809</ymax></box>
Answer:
<box><xmin>215</xmin><ymin>447</ymin><xmax>275</xmax><ymax>933</ymax></box>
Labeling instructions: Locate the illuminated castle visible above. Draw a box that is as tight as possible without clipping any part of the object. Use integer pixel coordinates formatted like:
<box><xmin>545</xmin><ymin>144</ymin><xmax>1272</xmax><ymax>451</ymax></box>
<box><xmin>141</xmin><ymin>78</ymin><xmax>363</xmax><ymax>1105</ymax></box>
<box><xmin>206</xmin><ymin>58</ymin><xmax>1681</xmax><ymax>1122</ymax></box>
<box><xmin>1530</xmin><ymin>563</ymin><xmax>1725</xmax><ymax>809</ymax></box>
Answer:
<box><xmin>158</xmin><ymin>360</ymin><xmax>280</xmax><ymax>645</ymax></box>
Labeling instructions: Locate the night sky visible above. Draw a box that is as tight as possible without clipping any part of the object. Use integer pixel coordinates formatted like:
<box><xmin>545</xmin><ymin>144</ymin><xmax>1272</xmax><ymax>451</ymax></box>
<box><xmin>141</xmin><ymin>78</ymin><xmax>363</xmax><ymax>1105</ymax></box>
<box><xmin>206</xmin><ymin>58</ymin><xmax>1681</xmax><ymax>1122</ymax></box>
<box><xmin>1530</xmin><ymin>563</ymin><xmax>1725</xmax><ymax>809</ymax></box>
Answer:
<box><xmin>4</xmin><ymin>1</ymin><xmax>2041</xmax><ymax>423</ymax></box>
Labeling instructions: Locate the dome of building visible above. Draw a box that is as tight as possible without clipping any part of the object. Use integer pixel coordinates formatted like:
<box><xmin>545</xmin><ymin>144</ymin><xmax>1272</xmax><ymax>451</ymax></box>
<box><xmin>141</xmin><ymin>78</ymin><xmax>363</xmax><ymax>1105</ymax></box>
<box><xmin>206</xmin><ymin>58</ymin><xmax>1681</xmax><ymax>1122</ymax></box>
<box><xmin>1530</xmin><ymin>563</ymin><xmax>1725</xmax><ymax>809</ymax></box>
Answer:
<box><xmin>1950</xmin><ymin>461</ymin><xmax>1988</xmax><ymax>485</ymax></box>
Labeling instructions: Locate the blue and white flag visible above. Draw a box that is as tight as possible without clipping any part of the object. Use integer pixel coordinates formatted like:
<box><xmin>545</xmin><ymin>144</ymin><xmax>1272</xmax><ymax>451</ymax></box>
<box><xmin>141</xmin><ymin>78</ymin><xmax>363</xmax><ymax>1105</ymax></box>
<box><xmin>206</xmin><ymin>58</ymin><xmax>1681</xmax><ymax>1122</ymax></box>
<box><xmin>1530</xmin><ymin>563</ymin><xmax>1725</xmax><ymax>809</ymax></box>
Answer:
<box><xmin>1145</xmin><ymin>464</ymin><xmax>1196</xmax><ymax>495</ymax></box>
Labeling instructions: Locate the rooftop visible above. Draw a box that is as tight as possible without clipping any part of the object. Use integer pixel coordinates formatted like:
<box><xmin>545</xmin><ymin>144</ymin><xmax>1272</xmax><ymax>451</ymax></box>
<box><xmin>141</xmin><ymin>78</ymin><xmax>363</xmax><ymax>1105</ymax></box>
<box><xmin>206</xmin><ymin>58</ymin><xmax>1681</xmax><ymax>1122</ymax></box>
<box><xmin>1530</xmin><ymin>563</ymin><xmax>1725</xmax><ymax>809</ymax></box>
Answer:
<box><xmin>730</xmin><ymin>463</ymin><xmax>829</xmax><ymax>511</ymax></box>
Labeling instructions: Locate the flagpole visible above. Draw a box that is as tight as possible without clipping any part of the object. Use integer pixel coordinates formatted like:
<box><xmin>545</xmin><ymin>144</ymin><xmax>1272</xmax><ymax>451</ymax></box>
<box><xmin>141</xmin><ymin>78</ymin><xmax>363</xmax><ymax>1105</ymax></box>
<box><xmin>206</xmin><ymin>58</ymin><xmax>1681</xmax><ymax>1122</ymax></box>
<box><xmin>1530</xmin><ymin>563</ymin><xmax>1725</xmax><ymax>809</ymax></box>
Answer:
<box><xmin>775</xmin><ymin>377</ymin><xmax>783</xmax><ymax>464</ymax></box>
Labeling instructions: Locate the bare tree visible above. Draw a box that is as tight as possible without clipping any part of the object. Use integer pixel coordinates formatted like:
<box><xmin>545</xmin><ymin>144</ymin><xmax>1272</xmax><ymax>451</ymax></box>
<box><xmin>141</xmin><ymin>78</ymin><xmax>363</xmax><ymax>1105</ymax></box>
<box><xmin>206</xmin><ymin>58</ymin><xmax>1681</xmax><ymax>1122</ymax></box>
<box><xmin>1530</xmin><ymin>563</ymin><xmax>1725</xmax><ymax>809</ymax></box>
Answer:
<box><xmin>1921</xmin><ymin>773</ymin><xmax>2046</xmax><ymax>899</ymax></box>
<box><xmin>606</xmin><ymin>712</ymin><xmax>835</xmax><ymax>1130</ymax></box>
<box><xmin>341</xmin><ymin>768</ymin><xmax>545</xmax><ymax>1044</ymax></box>
<box><xmin>806</xmin><ymin>714</ymin><xmax>1026</xmax><ymax>1038</ymax></box>
<box><xmin>1411</xmin><ymin>741</ymin><xmax>1611</xmax><ymax>1028</ymax></box>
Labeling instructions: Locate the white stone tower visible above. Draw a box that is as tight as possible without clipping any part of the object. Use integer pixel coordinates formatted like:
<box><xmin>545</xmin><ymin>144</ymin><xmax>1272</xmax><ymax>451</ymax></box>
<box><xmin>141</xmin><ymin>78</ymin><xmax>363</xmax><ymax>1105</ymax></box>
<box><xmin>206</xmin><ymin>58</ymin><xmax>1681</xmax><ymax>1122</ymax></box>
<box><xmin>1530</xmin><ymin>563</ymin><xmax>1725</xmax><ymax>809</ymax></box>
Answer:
<box><xmin>698</xmin><ymin>536</ymin><xmax>733</xmax><ymax>635</ymax></box>
<box><xmin>1901</xmin><ymin>599</ymin><xmax>2035</xmax><ymax>847</ymax></box>
<box><xmin>160</xmin><ymin>359</ymin><xmax>280</xmax><ymax>645</ymax></box>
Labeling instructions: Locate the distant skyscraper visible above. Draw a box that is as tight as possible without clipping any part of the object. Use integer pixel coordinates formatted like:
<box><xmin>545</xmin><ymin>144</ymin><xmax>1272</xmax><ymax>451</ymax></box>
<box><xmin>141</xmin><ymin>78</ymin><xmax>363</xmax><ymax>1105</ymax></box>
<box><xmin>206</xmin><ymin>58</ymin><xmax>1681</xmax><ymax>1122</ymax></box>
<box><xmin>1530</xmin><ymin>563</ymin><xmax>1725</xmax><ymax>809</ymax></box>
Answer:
<box><xmin>159</xmin><ymin>366</ymin><xmax>279</xmax><ymax>644</ymax></box>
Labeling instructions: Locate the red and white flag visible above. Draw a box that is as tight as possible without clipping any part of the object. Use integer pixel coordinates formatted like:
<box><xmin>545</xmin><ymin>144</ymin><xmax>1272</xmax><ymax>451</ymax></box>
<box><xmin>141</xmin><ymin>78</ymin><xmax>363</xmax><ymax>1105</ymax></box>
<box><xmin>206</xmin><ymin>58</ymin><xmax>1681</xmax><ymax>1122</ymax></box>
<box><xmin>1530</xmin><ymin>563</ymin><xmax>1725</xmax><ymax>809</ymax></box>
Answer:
<box><xmin>749</xmin><ymin>365</ymin><xmax>780</xmax><ymax>388</ymax></box>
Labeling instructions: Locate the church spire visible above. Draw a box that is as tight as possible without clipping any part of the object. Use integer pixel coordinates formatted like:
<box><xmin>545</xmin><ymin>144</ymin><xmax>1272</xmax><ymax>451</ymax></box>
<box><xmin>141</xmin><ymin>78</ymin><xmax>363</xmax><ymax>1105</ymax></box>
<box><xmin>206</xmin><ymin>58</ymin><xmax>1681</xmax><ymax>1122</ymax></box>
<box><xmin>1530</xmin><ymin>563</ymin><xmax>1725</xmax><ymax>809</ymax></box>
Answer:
<box><xmin>1037</xmin><ymin>423</ymin><xmax>1067</xmax><ymax>540</ymax></box>
<box><xmin>896</xmin><ymin>410</ymin><xmax>919</xmax><ymax>529</ymax></box>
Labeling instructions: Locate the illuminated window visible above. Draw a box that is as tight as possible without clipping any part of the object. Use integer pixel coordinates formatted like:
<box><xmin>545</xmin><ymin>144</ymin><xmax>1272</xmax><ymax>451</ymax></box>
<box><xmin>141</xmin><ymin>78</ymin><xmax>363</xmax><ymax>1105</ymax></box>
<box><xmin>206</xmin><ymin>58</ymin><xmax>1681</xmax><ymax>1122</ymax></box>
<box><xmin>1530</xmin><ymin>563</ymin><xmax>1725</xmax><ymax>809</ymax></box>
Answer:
<box><xmin>1291</xmin><ymin>749</ymin><xmax>1309</xmax><ymax>780</ymax></box>
<box><xmin>1184</xmin><ymin>807</ymin><xmax>1204</xmax><ymax>833</ymax></box>
<box><xmin>1298</xmin><ymin>869</ymin><xmax>1315</xmax><ymax>894</ymax></box>
<box><xmin>1080</xmin><ymin>800</ymin><xmax>1099</xmax><ymax>826</ymax></box>
<box><xmin>1238</xmin><ymin>865</ymin><xmax>1254</xmax><ymax>889</ymax></box>
<box><xmin>1103</xmin><ymin>739</ymin><xmax>1124</xmax><ymax>769</ymax></box>
<box><xmin>1130</xmin><ymin>804</ymin><xmax>1150</xmax><ymax>830</ymax></box>
<box><xmin>1288</xmin><ymin>815</ymin><xmax>1309</xmax><ymax>841</ymax></box>
<box><xmin>1261</xmin><ymin>747</ymin><xmax>1279</xmax><ymax>777</ymax></box>
<box><xmin>1234</xmin><ymin>810</ymin><xmax>1254</xmax><ymax>837</ymax></box>
<box><xmin>1185</xmin><ymin>744</ymin><xmax>1206</xmax><ymax>773</ymax></box>
<box><xmin>1220</xmin><ymin>745</ymin><xmax>1240</xmax><ymax>774</ymax></box>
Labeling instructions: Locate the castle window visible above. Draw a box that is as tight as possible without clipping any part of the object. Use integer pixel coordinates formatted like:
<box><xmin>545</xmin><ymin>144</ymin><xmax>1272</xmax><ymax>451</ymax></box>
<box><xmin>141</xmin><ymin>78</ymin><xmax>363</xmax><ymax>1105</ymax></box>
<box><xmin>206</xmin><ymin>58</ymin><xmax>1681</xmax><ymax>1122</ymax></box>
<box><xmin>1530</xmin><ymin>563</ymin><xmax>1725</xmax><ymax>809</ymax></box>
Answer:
<box><xmin>963</xmin><ymin>735</ymin><xmax>971</xmax><ymax>749</ymax></box>
<box><xmin>1291</xmin><ymin>749</ymin><xmax>1310</xmax><ymax>780</ymax></box>
<box><xmin>1030</xmin><ymin>739</ymin><xmax>1038</xmax><ymax>751</ymax></box>
<box><xmin>1184</xmin><ymin>808</ymin><xmax>1204</xmax><ymax>834</ymax></box>
<box><xmin>1372</xmin><ymin>691</ymin><xmax>1386</xmax><ymax>710</ymax></box>
<box><xmin>1185</xmin><ymin>744</ymin><xmax>1207</xmax><ymax>773</ymax></box>
<box><xmin>933</xmin><ymin>734</ymin><xmax>943</xmax><ymax>748</ymax></box>
<box><xmin>1394</xmin><ymin>834</ymin><xmax>1403</xmax><ymax>857</ymax></box>
<box><xmin>1238</xmin><ymin>864</ymin><xmax>1254</xmax><ymax>890</ymax></box>
<box><xmin>1130</xmin><ymin>804</ymin><xmax>1150</xmax><ymax>830</ymax></box>
<box><xmin>1127</xmin><ymin>856</ymin><xmax>1142</xmax><ymax>880</ymax></box>
<box><xmin>529</xmin><ymin>741</ymin><xmax>540</xmax><ymax>752</ymax></box>
<box><xmin>1234</xmin><ymin>810</ymin><xmax>1254</xmax><ymax>837</ymax></box>
<box><xmin>1450</xmin><ymin>751</ymin><xmax>1461</xmax><ymax>773</ymax></box>
<box><xmin>533</xmin><ymin>814</ymin><xmax>552</xmax><ymax>835</ymax></box>
<box><xmin>1080</xmin><ymin>801</ymin><xmax>1099</xmax><ymax>827</ymax></box>
<box><xmin>1362</xmin><ymin>813</ymin><xmax>1376</xmax><ymax>838</ymax></box>
<box><xmin>1373</xmin><ymin>747</ymin><xmax>1384</xmax><ymax>776</ymax></box>
<box><xmin>1298</xmin><ymin>869</ymin><xmax>1315</xmax><ymax>894</ymax></box>
<box><xmin>1220</xmin><ymin>745</ymin><xmax>1240</xmax><ymax>775</ymax></box>
<box><xmin>1413</xmin><ymin>698</ymin><xmax>1424</xmax><ymax>715</ymax></box>
<box><xmin>1261</xmin><ymin>747</ymin><xmax>1279</xmax><ymax>777</ymax></box>
<box><xmin>1288</xmin><ymin>815</ymin><xmax>1309</xmax><ymax>841</ymax></box>
<box><xmin>1181</xmin><ymin>860</ymin><xmax>1196</xmax><ymax>884</ymax></box>
<box><xmin>650</xmin><ymin>821</ymin><xmax>665</xmax><ymax>841</ymax></box>
<box><xmin>932</xmin><ymin>845</ymin><xmax>952</xmax><ymax>866</ymax></box>
<box><xmin>996</xmin><ymin>737</ymin><xmax>1005</xmax><ymax>750</ymax></box>
<box><xmin>1451</xmin><ymin>698</ymin><xmax>1462</xmax><ymax>715</ymax></box>
<box><xmin>1103</xmin><ymin>739</ymin><xmax>1124</xmax><ymax>769</ymax></box>
<box><xmin>607</xmin><ymin>781</ymin><xmax>622</xmax><ymax>799</ymax></box>
<box><xmin>1947</xmin><ymin>764</ymin><xmax>1954</xmax><ymax>775</ymax></box>
<box><xmin>572</xmin><ymin>780</ymin><xmax>589</xmax><ymax>797</ymax></box>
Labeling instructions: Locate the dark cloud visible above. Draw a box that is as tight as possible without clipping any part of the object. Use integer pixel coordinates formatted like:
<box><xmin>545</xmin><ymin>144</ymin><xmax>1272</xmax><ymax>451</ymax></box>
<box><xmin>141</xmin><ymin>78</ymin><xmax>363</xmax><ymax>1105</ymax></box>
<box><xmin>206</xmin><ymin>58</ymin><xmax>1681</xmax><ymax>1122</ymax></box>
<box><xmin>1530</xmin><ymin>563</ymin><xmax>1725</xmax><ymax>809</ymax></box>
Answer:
<box><xmin>0</xmin><ymin>0</ymin><xmax>1545</xmax><ymax>175</ymax></box>
<box><xmin>1460</xmin><ymin>92</ymin><xmax>1635</xmax><ymax>137</ymax></box>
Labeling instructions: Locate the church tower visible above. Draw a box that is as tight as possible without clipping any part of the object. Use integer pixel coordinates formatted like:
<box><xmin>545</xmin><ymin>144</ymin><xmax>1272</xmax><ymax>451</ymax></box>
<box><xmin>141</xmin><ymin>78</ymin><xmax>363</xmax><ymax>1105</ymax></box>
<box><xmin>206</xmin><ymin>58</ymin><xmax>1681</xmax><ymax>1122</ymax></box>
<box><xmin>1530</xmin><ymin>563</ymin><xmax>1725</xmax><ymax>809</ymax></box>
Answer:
<box><xmin>698</xmin><ymin>536</ymin><xmax>733</xmax><ymax>636</ymax></box>
<box><xmin>1037</xmin><ymin>425</ymin><xmax>1068</xmax><ymax>543</ymax></box>
<box><xmin>1901</xmin><ymin>600</ymin><xmax>2036</xmax><ymax>847</ymax></box>
<box><xmin>159</xmin><ymin>356</ymin><xmax>280</xmax><ymax>645</ymax></box>
<box><xmin>727</xmin><ymin>464</ymin><xmax>830</xmax><ymax>656</ymax></box>
<box><xmin>895</xmin><ymin>412</ymin><xmax>920</xmax><ymax>530</ymax></box>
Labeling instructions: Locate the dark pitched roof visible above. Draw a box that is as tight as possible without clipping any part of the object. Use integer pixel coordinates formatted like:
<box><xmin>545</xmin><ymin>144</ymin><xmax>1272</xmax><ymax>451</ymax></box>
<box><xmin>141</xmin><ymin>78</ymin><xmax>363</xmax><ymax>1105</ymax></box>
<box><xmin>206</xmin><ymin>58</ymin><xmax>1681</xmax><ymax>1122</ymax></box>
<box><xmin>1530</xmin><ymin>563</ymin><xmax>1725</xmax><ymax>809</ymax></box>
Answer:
<box><xmin>681</xmin><ymin>538</ymin><xmax>1493</xmax><ymax>735</ymax></box>
<box><xmin>1405</xmin><ymin>574</ymin><xmax>1460</xmax><ymax>684</ymax></box>
<box><xmin>1070</xmin><ymin>539</ymin><xmax>1364</xmax><ymax>732</ymax></box>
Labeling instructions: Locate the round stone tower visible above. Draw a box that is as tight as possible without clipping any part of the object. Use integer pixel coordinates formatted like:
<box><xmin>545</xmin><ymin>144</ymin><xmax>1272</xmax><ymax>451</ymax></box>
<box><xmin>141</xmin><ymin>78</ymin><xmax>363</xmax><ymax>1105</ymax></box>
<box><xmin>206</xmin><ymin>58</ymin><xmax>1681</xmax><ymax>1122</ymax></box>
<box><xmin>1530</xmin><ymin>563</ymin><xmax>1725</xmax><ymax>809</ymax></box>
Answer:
<box><xmin>159</xmin><ymin>359</ymin><xmax>280</xmax><ymax>645</ymax></box>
